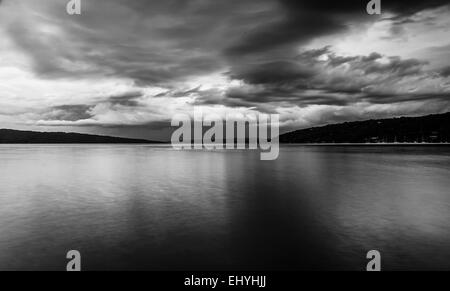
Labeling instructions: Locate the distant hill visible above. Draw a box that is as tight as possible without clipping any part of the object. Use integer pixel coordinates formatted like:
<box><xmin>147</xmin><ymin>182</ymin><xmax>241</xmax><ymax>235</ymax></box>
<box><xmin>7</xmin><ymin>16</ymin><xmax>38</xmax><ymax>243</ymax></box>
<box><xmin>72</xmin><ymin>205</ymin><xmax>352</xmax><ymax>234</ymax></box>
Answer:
<box><xmin>280</xmin><ymin>112</ymin><xmax>450</xmax><ymax>144</ymax></box>
<box><xmin>3</xmin><ymin>112</ymin><xmax>450</xmax><ymax>144</ymax></box>
<box><xmin>0</xmin><ymin>129</ymin><xmax>159</xmax><ymax>144</ymax></box>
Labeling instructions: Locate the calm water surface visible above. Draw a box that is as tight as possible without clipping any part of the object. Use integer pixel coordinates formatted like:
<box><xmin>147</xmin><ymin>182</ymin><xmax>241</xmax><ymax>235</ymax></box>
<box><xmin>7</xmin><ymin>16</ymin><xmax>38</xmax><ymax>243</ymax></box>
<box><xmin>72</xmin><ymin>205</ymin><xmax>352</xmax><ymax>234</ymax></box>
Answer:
<box><xmin>0</xmin><ymin>145</ymin><xmax>449</xmax><ymax>270</ymax></box>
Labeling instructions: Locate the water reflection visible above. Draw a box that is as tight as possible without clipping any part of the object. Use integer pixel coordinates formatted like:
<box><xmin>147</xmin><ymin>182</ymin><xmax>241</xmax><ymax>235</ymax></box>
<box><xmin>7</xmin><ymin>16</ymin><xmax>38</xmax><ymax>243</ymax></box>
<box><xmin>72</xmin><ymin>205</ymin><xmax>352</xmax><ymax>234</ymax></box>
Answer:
<box><xmin>0</xmin><ymin>145</ymin><xmax>449</xmax><ymax>270</ymax></box>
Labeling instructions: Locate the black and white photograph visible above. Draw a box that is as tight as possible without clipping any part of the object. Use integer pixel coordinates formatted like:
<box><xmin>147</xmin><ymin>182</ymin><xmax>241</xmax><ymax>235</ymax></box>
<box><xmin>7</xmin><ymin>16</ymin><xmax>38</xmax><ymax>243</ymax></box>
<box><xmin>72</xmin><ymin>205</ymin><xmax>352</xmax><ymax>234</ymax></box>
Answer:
<box><xmin>1</xmin><ymin>0</ymin><xmax>450</xmax><ymax>282</ymax></box>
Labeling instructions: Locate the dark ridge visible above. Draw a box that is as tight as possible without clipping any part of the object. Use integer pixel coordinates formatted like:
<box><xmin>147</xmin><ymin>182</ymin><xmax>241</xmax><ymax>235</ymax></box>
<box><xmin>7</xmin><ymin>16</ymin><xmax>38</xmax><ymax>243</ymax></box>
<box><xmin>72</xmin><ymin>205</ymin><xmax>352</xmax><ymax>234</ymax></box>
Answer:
<box><xmin>0</xmin><ymin>129</ymin><xmax>162</xmax><ymax>144</ymax></box>
<box><xmin>280</xmin><ymin>112</ymin><xmax>450</xmax><ymax>144</ymax></box>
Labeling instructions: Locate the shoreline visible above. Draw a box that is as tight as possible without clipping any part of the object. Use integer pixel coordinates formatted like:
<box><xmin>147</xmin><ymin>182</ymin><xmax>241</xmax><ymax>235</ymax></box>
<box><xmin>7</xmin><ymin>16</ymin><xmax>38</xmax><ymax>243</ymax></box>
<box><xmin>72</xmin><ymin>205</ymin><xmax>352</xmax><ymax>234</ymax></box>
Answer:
<box><xmin>0</xmin><ymin>142</ymin><xmax>449</xmax><ymax>146</ymax></box>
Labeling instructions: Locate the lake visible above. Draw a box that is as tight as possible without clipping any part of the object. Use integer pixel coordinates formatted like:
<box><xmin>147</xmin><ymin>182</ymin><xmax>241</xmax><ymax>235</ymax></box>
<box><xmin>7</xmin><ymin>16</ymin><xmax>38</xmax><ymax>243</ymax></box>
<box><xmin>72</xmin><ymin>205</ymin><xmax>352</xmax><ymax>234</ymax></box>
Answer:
<box><xmin>0</xmin><ymin>145</ymin><xmax>449</xmax><ymax>270</ymax></box>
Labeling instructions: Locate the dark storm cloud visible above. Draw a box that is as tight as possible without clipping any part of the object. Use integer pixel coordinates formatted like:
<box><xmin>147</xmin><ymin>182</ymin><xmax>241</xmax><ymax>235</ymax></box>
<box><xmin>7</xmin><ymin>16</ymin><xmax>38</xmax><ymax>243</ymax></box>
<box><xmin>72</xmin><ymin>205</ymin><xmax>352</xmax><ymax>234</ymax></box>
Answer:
<box><xmin>4</xmin><ymin>0</ymin><xmax>268</xmax><ymax>85</ymax></box>
<box><xmin>154</xmin><ymin>86</ymin><xmax>202</xmax><ymax>98</ymax></box>
<box><xmin>219</xmin><ymin>0</ymin><xmax>450</xmax><ymax>113</ymax></box>
<box><xmin>222</xmin><ymin>47</ymin><xmax>449</xmax><ymax>108</ymax></box>
<box><xmin>439</xmin><ymin>66</ymin><xmax>450</xmax><ymax>77</ymax></box>
<box><xmin>42</xmin><ymin>91</ymin><xmax>145</xmax><ymax>123</ymax></box>
<box><xmin>225</xmin><ymin>0</ymin><xmax>450</xmax><ymax>57</ymax></box>
<box><xmin>229</xmin><ymin>61</ymin><xmax>316</xmax><ymax>85</ymax></box>
<box><xmin>361</xmin><ymin>92</ymin><xmax>450</xmax><ymax>104</ymax></box>
<box><xmin>2</xmin><ymin>0</ymin><xmax>450</xmax><ymax>137</ymax></box>
<box><xmin>5</xmin><ymin>0</ymin><xmax>450</xmax><ymax>87</ymax></box>
<box><xmin>107</xmin><ymin>91</ymin><xmax>143</xmax><ymax>107</ymax></box>
<box><xmin>226</xmin><ymin>47</ymin><xmax>328</xmax><ymax>87</ymax></box>
<box><xmin>228</xmin><ymin>47</ymin><xmax>427</xmax><ymax>87</ymax></box>
<box><xmin>225</xmin><ymin>86</ymin><xmax>351</xmax><ymax>107</ymax></box>
<box><xmin>282</xmin><ymin>0</ymin><xmax>450</xmax><ymax>15</ymax></box>
<box><xmin>47</xmin><ymin>105</ymin><xmax>94</xmax><ymax>121</ymax></box>
<box><xmin>322</xmin><ymin>50</ymin><xmax>428</xmax><ymax>77</ymax></box>
<box><xmin>359</xmin><ymin>57</ymin><xmax>426</xmax><ymax>76</ymax></box>
<box><xmin>224</xmin><ymin>12</ymin><xmax>346</xmax><ymax>57</ymax></box>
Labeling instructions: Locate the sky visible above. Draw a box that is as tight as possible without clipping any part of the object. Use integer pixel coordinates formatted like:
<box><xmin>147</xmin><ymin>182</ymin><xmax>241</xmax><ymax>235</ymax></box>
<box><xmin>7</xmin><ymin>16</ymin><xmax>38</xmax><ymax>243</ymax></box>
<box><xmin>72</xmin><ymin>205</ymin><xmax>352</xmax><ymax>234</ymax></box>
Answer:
<box><xmin>0</xmin><ymin>0</ymin><xmax>450</xmax><ymax>141</ymax></box>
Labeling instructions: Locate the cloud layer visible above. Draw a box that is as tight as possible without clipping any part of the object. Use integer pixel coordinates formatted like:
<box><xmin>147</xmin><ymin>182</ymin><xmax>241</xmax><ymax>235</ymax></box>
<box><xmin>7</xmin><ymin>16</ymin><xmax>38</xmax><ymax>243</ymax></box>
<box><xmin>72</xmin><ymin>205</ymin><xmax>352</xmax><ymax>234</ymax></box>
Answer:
<box><xmin>0</xmin><ymin>0</ymin><xmax>450</xmax><ymax>139</ymax></box>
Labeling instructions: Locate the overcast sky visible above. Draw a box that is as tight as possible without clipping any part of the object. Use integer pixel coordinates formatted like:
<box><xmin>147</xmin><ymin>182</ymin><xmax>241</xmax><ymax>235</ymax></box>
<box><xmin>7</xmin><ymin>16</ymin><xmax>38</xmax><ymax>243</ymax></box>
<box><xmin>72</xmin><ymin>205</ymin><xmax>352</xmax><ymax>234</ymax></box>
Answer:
<box><xmin>1</xmin><ymin>0</ymin><xmax>450</xmax><ymax>140</ymax></box>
